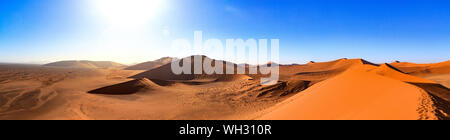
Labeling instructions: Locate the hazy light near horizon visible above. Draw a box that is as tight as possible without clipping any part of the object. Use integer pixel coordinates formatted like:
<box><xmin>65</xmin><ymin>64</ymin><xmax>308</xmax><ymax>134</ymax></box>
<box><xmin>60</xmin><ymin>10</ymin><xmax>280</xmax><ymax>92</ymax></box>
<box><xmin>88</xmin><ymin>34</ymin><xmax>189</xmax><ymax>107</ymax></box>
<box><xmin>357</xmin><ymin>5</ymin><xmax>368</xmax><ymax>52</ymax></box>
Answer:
<box><xmin>91</xmin><ymin>0</ymin><xmax>166</xmax><ymax>28</ymax></box>
<box><xmin>81</xmin><ymin>0</ymin><xmax>171</xmax><ymax>64</ymax></box>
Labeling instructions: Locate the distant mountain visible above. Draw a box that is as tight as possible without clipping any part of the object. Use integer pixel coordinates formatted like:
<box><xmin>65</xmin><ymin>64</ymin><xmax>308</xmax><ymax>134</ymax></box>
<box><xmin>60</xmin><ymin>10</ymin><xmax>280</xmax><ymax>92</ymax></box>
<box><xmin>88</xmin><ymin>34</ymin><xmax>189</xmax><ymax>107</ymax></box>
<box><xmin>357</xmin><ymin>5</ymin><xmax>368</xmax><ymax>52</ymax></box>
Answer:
<box><xmin>43</xmin><ymin>60</ymin><xmax>125</xmax><ymax>69</ymax></box>
<box><xmin>125</xmin><ymin>57</ymin><xmax>175</xmax><ymax>70</ymax></box>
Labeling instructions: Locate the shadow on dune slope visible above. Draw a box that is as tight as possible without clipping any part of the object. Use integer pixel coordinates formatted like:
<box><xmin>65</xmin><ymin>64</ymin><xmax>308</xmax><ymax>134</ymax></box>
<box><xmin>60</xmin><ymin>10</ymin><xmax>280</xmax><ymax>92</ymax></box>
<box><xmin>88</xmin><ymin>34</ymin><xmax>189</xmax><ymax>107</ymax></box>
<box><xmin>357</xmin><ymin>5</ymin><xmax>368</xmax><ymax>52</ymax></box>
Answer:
<box><xmin>409</xmin><ymin>83</ymin><xmax>450</xmax><ymax>120</ymax></box>
<box><xmin>88</xmin><ymin>78</ymin><xmax>160</xmax><ymax>95</ymax></box>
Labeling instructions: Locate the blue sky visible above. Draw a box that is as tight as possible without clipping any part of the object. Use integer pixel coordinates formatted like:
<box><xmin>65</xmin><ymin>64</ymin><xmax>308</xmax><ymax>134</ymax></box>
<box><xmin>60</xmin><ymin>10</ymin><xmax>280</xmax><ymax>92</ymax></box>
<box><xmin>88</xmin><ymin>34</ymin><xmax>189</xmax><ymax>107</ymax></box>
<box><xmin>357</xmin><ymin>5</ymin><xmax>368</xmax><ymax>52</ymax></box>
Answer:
<box><xmin>0</xmin><ymin>0</ymin><xmax>449</xmax><ymax>64</ymax></box>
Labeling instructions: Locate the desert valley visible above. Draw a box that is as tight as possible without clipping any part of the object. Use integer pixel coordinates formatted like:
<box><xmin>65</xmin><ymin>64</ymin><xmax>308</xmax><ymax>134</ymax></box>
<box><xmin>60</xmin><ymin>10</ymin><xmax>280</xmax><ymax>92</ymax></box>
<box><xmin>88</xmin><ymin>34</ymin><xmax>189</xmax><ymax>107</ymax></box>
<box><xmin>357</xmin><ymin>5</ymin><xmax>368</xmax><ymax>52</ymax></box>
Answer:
<box><xmin>0</xmin><ymin>55</ymin><xmax>448</xmax><ymax>120</ymax></box>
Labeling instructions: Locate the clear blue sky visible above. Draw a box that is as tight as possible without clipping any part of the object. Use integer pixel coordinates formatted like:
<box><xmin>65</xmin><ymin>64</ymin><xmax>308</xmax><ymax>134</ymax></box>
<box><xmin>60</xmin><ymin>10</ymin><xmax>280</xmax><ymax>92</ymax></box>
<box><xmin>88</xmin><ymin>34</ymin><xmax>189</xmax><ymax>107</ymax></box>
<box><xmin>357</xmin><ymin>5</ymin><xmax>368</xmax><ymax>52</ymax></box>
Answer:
<box><xmin>0</xmin><ymin>0</ymin><xmax>449</xmax><ymax>64</ymax></box>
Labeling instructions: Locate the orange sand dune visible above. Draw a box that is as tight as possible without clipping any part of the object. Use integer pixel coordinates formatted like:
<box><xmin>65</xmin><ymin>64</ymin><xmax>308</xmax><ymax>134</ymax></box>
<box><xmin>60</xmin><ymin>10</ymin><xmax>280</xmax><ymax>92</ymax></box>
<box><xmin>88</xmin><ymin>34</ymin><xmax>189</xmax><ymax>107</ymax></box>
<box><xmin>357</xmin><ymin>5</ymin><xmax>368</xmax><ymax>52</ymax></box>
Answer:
<box><xmin>255</xmin><ymin>78</ymin><xmax>312</xmax><ymax>98</ymax></box>
<box><xmin>390</xmin><ymin>61</ymin><xmax>450</xmax><ymax>67</ymax></box>
<box><xmin>260</xmin><ymin>69</ymin><xmax>439</xmax><ymax>120</ymax></box>
<box><xmin>369</xmin><ymin>63</ymin><xmax>436</xmax><ymax>83</ymax></box>
<box><xmin>131</xmin><ymin>55</ymin><xmax>246</xmax><ymax>81</ymax></box>
<box><xmin>125</xmin><ymin>57</ymin><xmax>174</xmax><ymax>70</ymax></box>
<box><xmin>303</xmin><ymin>58</ymin><xmax>378</xmax><ymax>72</ymax></box>
<box><xmin>390</xmin><ymin>60</ymin><xmax>450</xmax><ymax>75</ymax></box>
<box><xmin>1</xmin><ymin>58</ymin><xmax>448</xmax><ymax>120</ymax></box>
<box><xmin>279</xmin><ymin>58</ymin><xmax>378</xmax><ymax>82</ymax></box>
<box><xmin>88</xmin><ymin>78</ymin><xmax>160</xmax><ymax>94</ymax></box>
<box><xmin>423</xmin><ymin>74</ymin><xmax>450</xmax><ymax>88</ymax></box>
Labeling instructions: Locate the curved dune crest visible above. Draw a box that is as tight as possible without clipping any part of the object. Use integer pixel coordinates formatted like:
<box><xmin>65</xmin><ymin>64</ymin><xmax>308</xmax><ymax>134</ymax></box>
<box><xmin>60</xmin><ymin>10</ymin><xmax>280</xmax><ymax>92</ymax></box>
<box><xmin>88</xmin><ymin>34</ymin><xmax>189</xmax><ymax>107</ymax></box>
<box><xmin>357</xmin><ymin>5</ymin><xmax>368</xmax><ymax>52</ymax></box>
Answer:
<box><xmin>301</xmin><ymin>58</ymin><xmax>378</xmax><ymax>72</ymax></box>
<box><xmin>390</xmin><ymin>60</ymin><xmax>450</xmax><ymax>75</ymax></box>
<box><xmin>284</xmin><ymin>59</ymin><xmax>378</xmax><ymax>83</ymax></box>
<box><xmin>88</xmin><ymin>78</ymin><xmax>160</xmax><ymax>95</ymax></box>
<box><xmin>125</xmin><ymin>57</ymin><xmax>174</xmax><ymax>70</ymax></box>
<box><xmin>260</xmin><ymin>69</ymin><xmax>438</xmax><ymax>120</ymax></box>
<box><xmin>370</xmin><ymin>63</ymin><xmax>436</xmax><ymax>83</ymax></box>
<box><xmin>130</xmin><ymin>55</ymin><xmax>245</xmax><ymax>81</ymax></box>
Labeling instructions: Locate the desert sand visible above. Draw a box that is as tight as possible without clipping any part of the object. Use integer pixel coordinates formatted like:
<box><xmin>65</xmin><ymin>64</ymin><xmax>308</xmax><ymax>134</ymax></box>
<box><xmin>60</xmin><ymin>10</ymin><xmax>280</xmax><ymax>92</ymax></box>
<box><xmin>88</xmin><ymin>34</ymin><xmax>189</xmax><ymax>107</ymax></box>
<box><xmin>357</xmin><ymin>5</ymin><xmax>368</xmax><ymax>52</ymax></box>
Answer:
<box><xmin>0</xmin><ymin>56</ymin><xmax>449</xmax><ymax>120</ymax></box>
<box><xmin>260</xmin><ymin>68</ymin><xmax>439</xmax><ymax>120</ymax></box>
<box><xmin>44</xmin><ymin>60</ymin><xmax>125</xmax><ymax>69</ymax></box>
<box><xmin>390</xmin><ymin>61</ymin><xmax>450</xmax><ymax>76</ymax></box>
<box><xmin>125</xmin><ymin>57</ymin><xmax>174</xmax><ymax>70</ymax></box>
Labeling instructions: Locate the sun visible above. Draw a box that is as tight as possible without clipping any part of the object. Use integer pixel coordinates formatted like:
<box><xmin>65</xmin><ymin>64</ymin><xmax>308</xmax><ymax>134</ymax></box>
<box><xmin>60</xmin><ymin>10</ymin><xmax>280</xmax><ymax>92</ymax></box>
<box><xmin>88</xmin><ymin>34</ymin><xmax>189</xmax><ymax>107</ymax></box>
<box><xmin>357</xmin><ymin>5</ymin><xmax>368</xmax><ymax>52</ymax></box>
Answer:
<box><xmin>92</xmin><ymin>0</ymin><xmax>166</xmax><ymax>28</ymax></box>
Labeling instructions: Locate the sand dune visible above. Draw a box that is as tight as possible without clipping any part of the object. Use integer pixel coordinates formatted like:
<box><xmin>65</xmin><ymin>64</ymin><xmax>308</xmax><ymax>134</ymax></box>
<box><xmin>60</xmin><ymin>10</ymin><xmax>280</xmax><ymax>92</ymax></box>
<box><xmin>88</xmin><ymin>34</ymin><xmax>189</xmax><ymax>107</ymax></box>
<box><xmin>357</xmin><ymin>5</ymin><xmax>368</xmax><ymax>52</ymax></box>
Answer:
<box><xmin>125</xmin><ymin>57</ymin><xmax>174</xmax><ymax>70</ymax></box>
<box><xmin>363</xmin><ymin>63</ymin><xmax>449</xmax><ymax>105</ymax></box>
<box><xmin>131</xmin><ymin>55</ymin><xmax>245</xmax><ymax>81</ymax></box>
<box><xmin>88</xmin><ymin>78</ymin><xmax>160</xmax><ymax>95</ymax></box>
<box><xmin>1</xmin><ymin>58</ymin><xmax>449</xmax><ymax>120</ymax></box>
<box><xmin>0</xmin><ymin>64</ymin><xmax>283</xmax><ymax>120</ymax></box>
<box><xmin>260</xmin><ymin>69</ymin><xmax>443</xmax><ymax>120</ymax></box>
<box><xmin>369</xmin><ymin>63</ymin><xmax>436</xmax><ymax>83</ymax></box>
<box><xmin>299</xmin><ymin>58</ymin><xmax>377</xmax><ymax>71</ymax></box>
<box><xmin>255</xmin><ymin>79</ymin><xmax>311</xmax><ymax>98</ymax></box>
<box><xmin>279</xmin><ymin>58</ymin><xmax>378</xmax><ymax>83</ymax></box>
<box><xmin>390</xmin><ymin>61</ymin><xmax>450</xmax><ymax>76</ymax></box>
<box><xmin>423</xmin><ymin>74</ymin><xmax>450</xmax><ymax>88</ymax></box>
<box><xmin>44</xmin><ymin>60</ymin><xmax>125</xmax><ymax>69</ymax></box>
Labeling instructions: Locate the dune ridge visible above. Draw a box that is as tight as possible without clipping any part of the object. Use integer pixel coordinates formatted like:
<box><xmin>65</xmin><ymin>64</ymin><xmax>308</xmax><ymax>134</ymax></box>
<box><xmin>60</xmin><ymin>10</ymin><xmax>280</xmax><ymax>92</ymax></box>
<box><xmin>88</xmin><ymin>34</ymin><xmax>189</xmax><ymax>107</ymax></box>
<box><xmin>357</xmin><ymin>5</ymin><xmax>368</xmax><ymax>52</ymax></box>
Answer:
<box><xmin>260</xmin><ymin>69</ymin><xmax>442</xmax><ymax>120</ymax></box>
<box><xmin>131</xmin><ymin>55</ymin><xmax>249</xmax><ymax>82</ymax></box>
<box><xmin>44</xmin><ymin>60</ymin><xmax>125</xmax><ymax>69</ymax></box>
<box><xmin>369</xmin><ymin>63</ymin><xmax>436</xmax><ymax>83</ymax></box>
<box><xmin>1</xmin><ymin>57</ymin><xmax>448</xmax><ymax>120</ymax></box>
<box><xmin>390</xmin><ymin>60</ymin><xmax>450</xmax><ymax>75</ymax></box>
<box><xmin>125</xmin><ymin>57</ymin><xmax>174</xmax><ymax>70</ymax></box>
<box><xmin>277</xmin><ymin>58</ymin><xmax>379</xmax><ymax>85</ymax></box>
<box><xmin>88</xmin><ymin>78</ymin><xmax>160</xmax><ymax>95</ymax></box>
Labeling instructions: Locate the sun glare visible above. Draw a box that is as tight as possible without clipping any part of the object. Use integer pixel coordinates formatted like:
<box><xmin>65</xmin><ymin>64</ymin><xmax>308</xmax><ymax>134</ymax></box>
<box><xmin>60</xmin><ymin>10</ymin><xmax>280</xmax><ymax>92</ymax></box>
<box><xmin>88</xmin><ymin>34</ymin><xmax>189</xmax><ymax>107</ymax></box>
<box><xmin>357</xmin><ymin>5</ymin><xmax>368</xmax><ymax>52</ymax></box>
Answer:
<box><xmin>92</xmin><ymin>0</ymin><xmax>166</xmax><ymax>28</ymax></box>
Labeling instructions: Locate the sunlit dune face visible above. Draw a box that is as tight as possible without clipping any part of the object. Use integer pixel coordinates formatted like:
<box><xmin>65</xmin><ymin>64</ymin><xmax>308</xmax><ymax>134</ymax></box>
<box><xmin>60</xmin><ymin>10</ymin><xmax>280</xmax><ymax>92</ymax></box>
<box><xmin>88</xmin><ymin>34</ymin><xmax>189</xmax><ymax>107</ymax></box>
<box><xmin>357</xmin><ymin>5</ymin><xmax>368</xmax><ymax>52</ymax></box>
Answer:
<box><xmin>92</xmin><ymin>0</ymin><xmax>166</xmax><ymax>28</ymax></box>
